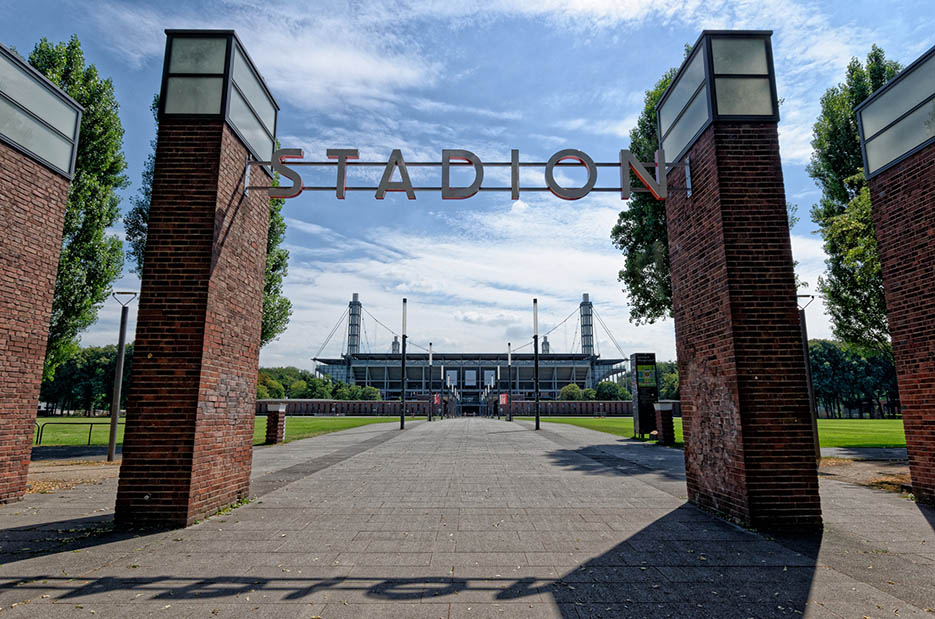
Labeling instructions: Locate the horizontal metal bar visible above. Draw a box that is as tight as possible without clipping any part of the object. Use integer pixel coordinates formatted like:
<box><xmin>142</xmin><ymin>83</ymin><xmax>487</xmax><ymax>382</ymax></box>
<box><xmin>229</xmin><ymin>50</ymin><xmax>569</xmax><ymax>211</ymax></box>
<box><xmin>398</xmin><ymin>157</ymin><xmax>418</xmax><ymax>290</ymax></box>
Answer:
<box><xmin>245</xmin><ymin>185</ymin><xmax>688</xmax><ymax>193</ymax></box>
<box><xmin>250</xmin><ymin>160</ymin><xmax>690</xmax><ymax>168</ymax></box>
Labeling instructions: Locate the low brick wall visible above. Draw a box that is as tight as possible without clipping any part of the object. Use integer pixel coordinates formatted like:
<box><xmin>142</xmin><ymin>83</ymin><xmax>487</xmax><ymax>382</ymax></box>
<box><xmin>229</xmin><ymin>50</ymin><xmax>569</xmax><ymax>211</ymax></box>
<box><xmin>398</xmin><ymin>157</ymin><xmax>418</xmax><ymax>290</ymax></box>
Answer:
<box><xmin>254</xmin><ymin>399</ymin><xmax>673</xmax><ymax>417</ymax></box>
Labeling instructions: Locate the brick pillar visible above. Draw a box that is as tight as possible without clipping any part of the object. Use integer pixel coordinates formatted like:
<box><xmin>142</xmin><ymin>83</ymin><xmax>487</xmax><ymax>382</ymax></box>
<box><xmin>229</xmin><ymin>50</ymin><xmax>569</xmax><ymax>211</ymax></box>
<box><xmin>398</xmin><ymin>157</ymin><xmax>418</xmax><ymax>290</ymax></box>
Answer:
<box><xmin>264</xmin><ymin>403</ymin><xmax>286</xmax><ymax>445</ymax></box>
<box><xmin>654</xmin><ymin>403</ymin><xmax>675</xmax><ymax>446</ymax></box>
<box><xmin>0</xmin><ymin>142</ymin><xmax>70</xmax><ymax>503</ymax></box>
<box><xmin>115</xmin><ymin>119</ymin><xmax>270</xmax><ymax>528</ymax></box>
<box><xmin>869</xmin><ymin>144</ymin><xmax>935</xmax><ymax>504</ymax></box>
<box><xmin>666</xmin><ymin>122</ymin><xmax>822</xmax><ymax>530</ymax></box>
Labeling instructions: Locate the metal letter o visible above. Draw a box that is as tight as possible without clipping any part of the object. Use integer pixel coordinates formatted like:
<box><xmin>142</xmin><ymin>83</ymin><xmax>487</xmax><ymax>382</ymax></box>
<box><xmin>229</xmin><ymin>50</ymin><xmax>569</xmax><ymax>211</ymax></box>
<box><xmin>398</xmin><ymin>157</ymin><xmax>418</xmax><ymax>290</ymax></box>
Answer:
<box><xmin>544</xmin><ymin>149</ymin><xmax>597</xmax><ymax>200</ymax></box>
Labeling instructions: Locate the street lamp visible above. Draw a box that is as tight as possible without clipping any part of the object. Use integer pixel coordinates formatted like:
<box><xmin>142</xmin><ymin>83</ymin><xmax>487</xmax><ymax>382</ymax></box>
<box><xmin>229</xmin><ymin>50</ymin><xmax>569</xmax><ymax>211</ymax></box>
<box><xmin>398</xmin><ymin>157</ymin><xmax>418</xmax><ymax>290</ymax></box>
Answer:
<box><xmin>107</xmin><ymin>292</ymin><xmax>137</xmax><ymax>462</ymax></box>
<box><xmin>496</xmin><ymin>365</ymin><xmax>501</xmax><ymax>419</ymax></box>
<box><xmin>428</xmin><ymin>342</ymin><xmax>433</xmax><ymax>422</ymax></box>
<box><xmin>507</xmin><ymin>342</ymin><xmax>513</xmax><ymax>422</ymax></box>
<box><xmin>400</xmin><ymin>298</ymin><xmax>407</xmax><ymax>430</ymax></box>
<box><xmin>533</xmin><ymin>298</ymin><xmax>540</xmax><ymax>430</ymax></box>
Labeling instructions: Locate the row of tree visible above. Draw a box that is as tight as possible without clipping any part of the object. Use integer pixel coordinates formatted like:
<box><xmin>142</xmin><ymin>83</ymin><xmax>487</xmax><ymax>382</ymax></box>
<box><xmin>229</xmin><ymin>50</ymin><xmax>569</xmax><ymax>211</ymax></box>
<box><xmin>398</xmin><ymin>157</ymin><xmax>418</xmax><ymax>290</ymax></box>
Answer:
<box><xmin>39</xmin><ymin>344</ymin><xmax>133</xmax><ymax>414</ymax></box>
<box><xmin>13</xmin><ymin>35</ymin><xmax>292</xmax><ymax>385</ymax></box>
<box><xmin>257</xmin><ymin>367</ymin><xmax>380</xmax><ymax>401</ymax></box>
<box><xmin>809</xmin><ymin>340</ymin><xmax>898</xmax><ymax>418</ymax></box>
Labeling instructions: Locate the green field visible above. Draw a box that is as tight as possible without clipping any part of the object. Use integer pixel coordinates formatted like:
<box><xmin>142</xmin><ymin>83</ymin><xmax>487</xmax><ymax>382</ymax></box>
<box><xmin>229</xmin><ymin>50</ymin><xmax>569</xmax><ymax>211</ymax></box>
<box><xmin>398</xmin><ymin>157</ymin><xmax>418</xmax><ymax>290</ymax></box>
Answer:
<box><xmin>519</xmin><ymin>417</ymin><xmax>907</xmax><ymax>449</ymax></box>
<box><xmin>33</xmin><ymin>416</ymin><xmax>420</xmax><ymax>448</ymax></box>
<box><xmin>252</xmin><ymin>416</ymin><xmax>422</xmax><ymax>446</ymax></box>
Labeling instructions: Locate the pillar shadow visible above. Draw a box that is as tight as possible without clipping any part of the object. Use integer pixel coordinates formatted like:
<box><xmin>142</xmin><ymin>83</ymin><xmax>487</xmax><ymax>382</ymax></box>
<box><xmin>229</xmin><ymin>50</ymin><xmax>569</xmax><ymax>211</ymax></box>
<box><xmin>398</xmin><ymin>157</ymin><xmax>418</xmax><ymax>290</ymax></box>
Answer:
<box><xmin>0</xmin><ymin>515</ymin><xmax>158</xmax><ymax>565</ymax></box>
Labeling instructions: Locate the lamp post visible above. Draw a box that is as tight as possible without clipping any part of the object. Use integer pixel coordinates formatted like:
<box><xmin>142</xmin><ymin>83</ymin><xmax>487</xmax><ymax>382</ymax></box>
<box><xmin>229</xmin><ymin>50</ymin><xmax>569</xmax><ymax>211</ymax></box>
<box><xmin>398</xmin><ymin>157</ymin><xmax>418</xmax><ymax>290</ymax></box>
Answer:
<box><xmin>107</xmin><ymin>292</ymin><xmax>137</xmax><ymax>462</ymax></box>
<box><xmin>507</xmin><ymin>342</ymin><xmax>513</xmax><ymax>422</ymax></box>
<box><xmin>428</xmin><ymin>342</ymin><xmax>433</xmax><ymax>422</ymax></box>
<box><xmin>798</xmin><ymin>295</ymin><xmax>820</xmax><ymax>459</ymax></box>
<box><xmin>496</xmin><ymin>365</ymin><xmax>501</xmax><ymax>419</ymax></box>
<box><xmin>533</xmin><ymin>298</ymin><xmax>540</xmax><ymax>430</ymax></box>
<box><xmin>400</xmin><ymin>298</ymin><xmax>407</xmax><ymax>430</ymax></box>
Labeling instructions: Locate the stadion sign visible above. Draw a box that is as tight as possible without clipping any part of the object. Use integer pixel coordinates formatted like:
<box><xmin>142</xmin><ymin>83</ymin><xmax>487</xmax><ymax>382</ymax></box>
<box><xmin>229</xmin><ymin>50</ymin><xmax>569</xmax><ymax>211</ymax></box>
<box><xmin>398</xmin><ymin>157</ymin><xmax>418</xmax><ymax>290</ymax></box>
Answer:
<box><xmin>265</xmin><ymin>148</ymin><xmax>669</xmax><ymax>201</ymax></box>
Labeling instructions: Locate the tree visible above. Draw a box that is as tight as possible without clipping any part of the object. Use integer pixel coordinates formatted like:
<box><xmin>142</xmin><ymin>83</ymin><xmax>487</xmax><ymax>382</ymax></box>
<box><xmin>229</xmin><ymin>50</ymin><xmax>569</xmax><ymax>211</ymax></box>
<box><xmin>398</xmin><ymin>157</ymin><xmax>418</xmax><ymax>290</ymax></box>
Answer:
<box><xmin>559</xmin><ymin>384</ymin><xmax>582</xmax><ymax>401</ymax></box>
<box><xmin>610</xmin><ymin>66</ymin><xmax>677</xmax><ymax>324</ymax></box>
<box><xmin>596</xmin><ymin>381</ymin><xmax>621</xmax><ymax>401</ymax></box>
<box><xmin>261</xmin><ymin>181</ymin><xmax>292</xmax><ymax>346</ymax></box>
<box><xmin>656</xmin><ymin>361</ymin><xmax>680</xmax><ymax>400</ymax></box>
<box><xmin>360</xmin><ymin>386</ymin><xmax>381</xmax><ymax>401</ymax></box>
<box><xmin>582</xmin><ymin>388</ymin><xmax>596</xmax><ymax>401</ymax></box>
<box><xmin>808</xmin><ymin>46</ymin><xmax>900</xmax><ymax>352</ymax></box>
<box><xmin>257</xmin><ymin>372</ymin><xmax>285</xmax><ymax>399</ymax></box>
<box><xmin>807</xmin><ymin>339</ymin><xmax>898</xmax><ymax>418</ymax></box>
<box><xmin>124</xmin><ymin>95</ymin><xmax>158</xmax><ymax>275</ymax></box>
<box><xmin>124</xmin><ymin>105</ymin><xmax>292</xmax><ymax>346</ymax></box>
<box><xmin>40</xmin><ymin>344</ymin><xmax>133</xmax><ymax>414</ymax></box>
<box><xmin>288</xmin><ymin>380</ymin><xmax>308</xmax><ymax>399</ymax></box>
<box><xmin>29</xmin><ymin>36</ymin><xmax>128</xmax><ymax>380</ymax></box>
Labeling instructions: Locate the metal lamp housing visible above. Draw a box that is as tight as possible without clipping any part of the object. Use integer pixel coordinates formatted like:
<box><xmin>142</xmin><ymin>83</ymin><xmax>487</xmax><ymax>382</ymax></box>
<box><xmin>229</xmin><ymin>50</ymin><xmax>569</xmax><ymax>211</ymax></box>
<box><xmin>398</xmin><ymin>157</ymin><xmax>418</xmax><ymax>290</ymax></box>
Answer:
<box><xmin>857</xmin><ymin>44</ymin><xmax>935</xmax><ymax>179</ymax></box>
<box><xmin>159</xmin><ymin>30</ymin><xmax>279</xmax><ymax>171</ymax></box>
<box><xmin>0</xmin><ymin>42</ymin><xmax>83</xmax><ymax>178</ymax></box>
<box><xmin>656</xmin><ymin>30</ymin><xmax>779</xmax><ymax>167</ymax></box>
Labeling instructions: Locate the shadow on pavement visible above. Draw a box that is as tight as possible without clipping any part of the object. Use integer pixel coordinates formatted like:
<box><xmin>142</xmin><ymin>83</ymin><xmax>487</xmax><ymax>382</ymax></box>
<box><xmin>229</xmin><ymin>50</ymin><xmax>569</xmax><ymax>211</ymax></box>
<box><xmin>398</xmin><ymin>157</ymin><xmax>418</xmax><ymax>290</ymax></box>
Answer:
<box><xmin>31</xmin><ymin>445</ymin><xmax>122</xmax><ymax>461</ymax></box>
<box><xmin>544</xmin><ymin>445</ymin><xmax>686</xmax><ymax>484</ymax></box>
<box><xmin>0</xmin><ymin>515</ymin><xmax>155</xmax><ymax>566</ymax></box>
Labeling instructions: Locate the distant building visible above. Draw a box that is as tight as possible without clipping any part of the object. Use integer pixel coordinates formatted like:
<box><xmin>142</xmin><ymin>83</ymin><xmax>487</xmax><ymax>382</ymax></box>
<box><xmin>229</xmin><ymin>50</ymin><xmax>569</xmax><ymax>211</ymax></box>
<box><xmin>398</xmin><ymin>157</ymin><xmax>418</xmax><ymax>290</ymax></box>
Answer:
<box><xmin>315</xmin><ymin>293</ymin><xmax>627</xmax><ymax>416</ymax></box>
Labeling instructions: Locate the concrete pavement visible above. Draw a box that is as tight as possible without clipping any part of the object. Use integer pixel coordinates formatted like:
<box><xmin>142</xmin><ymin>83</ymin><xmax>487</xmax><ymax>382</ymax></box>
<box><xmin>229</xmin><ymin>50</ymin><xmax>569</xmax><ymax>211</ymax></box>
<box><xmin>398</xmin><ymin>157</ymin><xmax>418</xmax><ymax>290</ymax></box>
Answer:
<box><xmin>2</xmin><ymin>417</ymin><xmax>933</xmax><ymax>618</ymax></box>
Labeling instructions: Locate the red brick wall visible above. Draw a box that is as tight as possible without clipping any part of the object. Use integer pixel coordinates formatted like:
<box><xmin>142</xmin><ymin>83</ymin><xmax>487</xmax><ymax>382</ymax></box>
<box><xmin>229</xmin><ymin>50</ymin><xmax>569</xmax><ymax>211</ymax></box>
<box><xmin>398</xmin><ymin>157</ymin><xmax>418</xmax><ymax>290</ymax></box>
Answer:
<box><xmin>115</xmin><ymin>119</ymin><xmax>269</xmax><ymax>528</ymax></box>
<box><xmin>666</xmin><ymin>123</ymin><xmax>822</xmax><ymax>530</ymax></box>
<box><xmin>0</xmin><ymin>142</ymin><xmax>70</xmax><ymax>503</ymax></box>
<box><xmin>869</xmin><ymin>143</ymin><xmax>935</xmax><ymax>504</ymax></box>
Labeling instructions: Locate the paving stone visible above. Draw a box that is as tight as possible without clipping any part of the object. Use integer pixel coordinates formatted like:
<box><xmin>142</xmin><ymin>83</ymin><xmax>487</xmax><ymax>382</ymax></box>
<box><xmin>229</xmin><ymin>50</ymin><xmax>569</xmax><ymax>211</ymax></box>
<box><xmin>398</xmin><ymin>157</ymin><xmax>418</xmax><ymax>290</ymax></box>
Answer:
<box><xmin>1</xmin><ymin>418</ymin><xmax>933</xmax><ymax>618</ymax></box>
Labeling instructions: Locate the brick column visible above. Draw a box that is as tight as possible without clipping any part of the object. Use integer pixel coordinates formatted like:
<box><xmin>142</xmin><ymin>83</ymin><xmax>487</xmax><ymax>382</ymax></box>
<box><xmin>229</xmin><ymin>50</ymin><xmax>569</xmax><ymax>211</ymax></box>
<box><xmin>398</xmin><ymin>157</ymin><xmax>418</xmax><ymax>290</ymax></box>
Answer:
<box><xmin>666</xmin><ymin>122</ymin><xmax>822</xmax><ymax>530</ymax></box>
<box><xmin>0</xmin><ymin>142</ymin><xmax>70</xmax><ymax>503</ymax></box>
<box><xmin>115</xmin><ymin>119</ymin><xmax>270</xmax><ymax>528</ymax></box>
<box><xmin>654</xmin><ymin>403</ymin><xmax>675</xmax><ymax>446</ymax></box>
<box><xmin>869</xmin><ymin>144</ymin><xmax>935</xmax><ymax>504</ymax></box>
<box><xmin>264</xmin><ymin>403</ymin><xmax>286</xmax><ymax>445</ymax></box>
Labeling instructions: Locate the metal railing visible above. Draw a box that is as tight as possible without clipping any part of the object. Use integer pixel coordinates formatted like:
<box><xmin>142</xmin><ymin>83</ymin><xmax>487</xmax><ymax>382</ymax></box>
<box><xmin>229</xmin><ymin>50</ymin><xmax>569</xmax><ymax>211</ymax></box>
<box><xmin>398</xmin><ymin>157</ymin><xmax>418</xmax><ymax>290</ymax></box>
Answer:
<box><xmin>34</xmin><ymin>420</ymin><xmax>125</xmax><ymax>446</ymax></box>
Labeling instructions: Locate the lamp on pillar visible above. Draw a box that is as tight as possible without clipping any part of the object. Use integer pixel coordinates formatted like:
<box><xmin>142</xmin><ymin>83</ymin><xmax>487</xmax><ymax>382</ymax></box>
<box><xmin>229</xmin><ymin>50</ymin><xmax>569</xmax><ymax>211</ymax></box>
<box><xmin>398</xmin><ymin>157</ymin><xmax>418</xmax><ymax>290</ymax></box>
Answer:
<box><xmin>856</xmin><ymin>44</ymin><xmax>935</xmax><ymax>504</ymax></box>
<box><xmin>115</xmin><ymin>30</ymin><xmax>279</xmax><ymax>528</ymax></box>
<box><xmin>0</xmin><ymin>43</ymin><xmax>82</xmax><ymax>504</ymax></box>
<box><xmin>657</xmin><ymin>30</ymin><xmax>821</xmax><ymax>531</ymax></box>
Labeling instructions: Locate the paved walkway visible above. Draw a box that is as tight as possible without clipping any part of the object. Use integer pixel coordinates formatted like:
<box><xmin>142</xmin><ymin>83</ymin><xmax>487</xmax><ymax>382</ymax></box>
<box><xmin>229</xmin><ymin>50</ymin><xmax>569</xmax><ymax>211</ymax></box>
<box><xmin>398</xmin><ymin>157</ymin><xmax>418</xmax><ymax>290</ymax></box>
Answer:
<box><xmin>1</xmin><ymin>418</ymin><xmax>933</xmax><ymax>618</ymax></box>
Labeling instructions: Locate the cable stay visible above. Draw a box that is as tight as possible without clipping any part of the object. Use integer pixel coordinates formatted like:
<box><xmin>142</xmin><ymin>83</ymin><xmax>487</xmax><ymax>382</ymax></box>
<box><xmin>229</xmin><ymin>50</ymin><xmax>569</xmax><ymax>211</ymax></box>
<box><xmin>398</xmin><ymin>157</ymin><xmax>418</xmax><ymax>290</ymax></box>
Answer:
<box><xmin>313</xmin><ymin>307</ymin><xmax>349</xmax><ymax>360</ymax></box>
<box><xmin>592</xmin><ymin>307</ymin><xmax>627</xmax><ymax>358</ymax></box>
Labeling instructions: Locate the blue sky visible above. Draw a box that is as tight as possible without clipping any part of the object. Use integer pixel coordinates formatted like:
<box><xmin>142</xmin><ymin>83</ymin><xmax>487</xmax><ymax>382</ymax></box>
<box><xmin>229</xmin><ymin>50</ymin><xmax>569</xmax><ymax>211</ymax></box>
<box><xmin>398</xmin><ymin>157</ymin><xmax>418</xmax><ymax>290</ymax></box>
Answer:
<box><xmin>4</xmin><ymin>0</ymin><xmax>934</xmax><ymax>369</ymax></box>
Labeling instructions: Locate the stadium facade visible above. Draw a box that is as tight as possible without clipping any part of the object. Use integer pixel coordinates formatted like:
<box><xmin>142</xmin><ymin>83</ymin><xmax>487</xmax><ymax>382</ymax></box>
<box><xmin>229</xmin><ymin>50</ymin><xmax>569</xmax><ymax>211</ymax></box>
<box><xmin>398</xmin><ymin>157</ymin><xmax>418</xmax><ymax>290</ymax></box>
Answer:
<box><xmin>316</xmin><ymin>293</ymin><xmax>627</xmax><ymax>415</ymax></box>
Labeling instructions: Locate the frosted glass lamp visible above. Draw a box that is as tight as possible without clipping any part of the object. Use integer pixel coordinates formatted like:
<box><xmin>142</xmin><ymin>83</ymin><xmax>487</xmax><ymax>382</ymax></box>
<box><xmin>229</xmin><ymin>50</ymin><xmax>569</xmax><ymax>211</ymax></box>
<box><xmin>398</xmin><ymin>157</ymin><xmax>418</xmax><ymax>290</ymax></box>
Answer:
<box><xmin>857</xmin><ymin>44</ymin><xmax>935</xmax><ymax>177</ymax></box>
<box><xmin>657</xmin><ymin>31</ymin><xmax>779</xmax><ymax>165</ymax></box>
<box><xmin>0</xmin><ymin>42</ymin><xmax>82</xmax><ymax>177</ymax></box>
<box><xmin>160</xmin><ymin>30</ymin><xmax>278</xmax><ymax>164</ymax></box>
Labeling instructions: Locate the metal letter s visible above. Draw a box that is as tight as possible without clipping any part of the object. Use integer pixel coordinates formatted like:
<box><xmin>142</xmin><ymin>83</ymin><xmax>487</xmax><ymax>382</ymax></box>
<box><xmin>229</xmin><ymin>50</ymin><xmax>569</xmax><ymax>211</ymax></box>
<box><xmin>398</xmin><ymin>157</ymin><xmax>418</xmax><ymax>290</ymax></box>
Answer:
<box><xmin>269</xmin><ymin>148</ymin><xmax>304</xmax><ymax>199</ymax></box>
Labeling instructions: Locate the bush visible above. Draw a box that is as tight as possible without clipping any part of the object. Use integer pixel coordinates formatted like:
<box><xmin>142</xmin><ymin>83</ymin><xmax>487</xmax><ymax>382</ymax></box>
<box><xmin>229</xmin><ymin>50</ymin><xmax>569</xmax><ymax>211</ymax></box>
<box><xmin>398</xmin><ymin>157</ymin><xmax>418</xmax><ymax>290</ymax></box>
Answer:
<box><xmin>582</xmin><ymin>388</ymin><xmax>596</xmax><ymax>401</ymax></box>
<box><xmin>596</xmin><ymin>381</ymin><xmax>621</xmax><ymax>400</ymax></box>
<box><xmin>559</xmin><ymin>384</ymin><xmax>582</xmax><ymax>401</ymax></box>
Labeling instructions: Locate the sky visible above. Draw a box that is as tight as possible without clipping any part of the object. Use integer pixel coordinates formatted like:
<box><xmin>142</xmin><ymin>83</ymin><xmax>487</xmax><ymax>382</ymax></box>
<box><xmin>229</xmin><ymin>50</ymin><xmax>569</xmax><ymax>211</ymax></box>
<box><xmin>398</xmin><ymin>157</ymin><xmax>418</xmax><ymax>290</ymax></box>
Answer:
<box><xmin>4</xmin><ymin>0</ymin><xmax>934</xmax><ymax>369</ymax></box>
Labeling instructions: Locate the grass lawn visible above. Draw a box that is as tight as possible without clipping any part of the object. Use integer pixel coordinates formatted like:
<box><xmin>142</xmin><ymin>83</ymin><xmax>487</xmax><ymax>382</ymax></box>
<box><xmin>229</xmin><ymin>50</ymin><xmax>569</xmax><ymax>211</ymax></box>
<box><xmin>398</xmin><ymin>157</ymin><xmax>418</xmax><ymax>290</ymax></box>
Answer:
<box><xmin>33</xmin><ymin>415</ymin><xmax>420</xmax><ymax>447</ymax></box>
<box><xmin>518</xmin><ymin>416</ymin><xmax>906</xmax><ymax>449</ymax></box>
<box><xmin>253</xmin><ymin>416</ymin><xmax>422</xmax><ymax>446</ymax></box>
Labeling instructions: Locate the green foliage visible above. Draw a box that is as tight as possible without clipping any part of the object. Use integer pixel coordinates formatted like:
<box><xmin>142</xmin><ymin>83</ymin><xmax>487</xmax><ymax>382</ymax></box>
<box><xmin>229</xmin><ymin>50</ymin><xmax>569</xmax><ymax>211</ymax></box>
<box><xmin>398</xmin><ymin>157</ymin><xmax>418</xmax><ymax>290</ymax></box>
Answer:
<box><xmin>261</xmin><ymin>158</ymin><xmax>292</xmax><ymax>345</ymax></box>
<box><xmin>257</xmin><ymin>372</ymin><xmax>285</xmax><ymax>399</ymax></box>
<box><xmin>360</xmin><ymin>386</ymin><xmax>381</xmax><ymax>401</ymax></box>
<box><xmin>333</xmin><ymin>384</ymin><xmax>350</xmax><ymax>400</ymax></box>
<box><xmin>656</xmin><ymin>361</ymin><xmax>679</xmax><ymax>400</ymax></box>
<box><xmin>29</xmin><ymin>36</ymin><xmax>128</xmax><ymax>380</ymax></box>
<box><xmin>610</xmin><ymin>66</ymin><xmax>677</xmax><ymax>324</ymax></box>
<box><xmin>124</xmin><ymin>95</ymin><xmax>158</xmax><ymax>275</ymax></box>
<box><xmin>808</xmin><ymin>339</ymin><xmax>899</xmax><ymax>418</ymax></box>
<box><xmin>808</xmin><ymin>46</ymin><xmax>900</xmax><ymax>352</ymax></box>
<box><xmin>581</xmin><ymin>388</ymin><xmax>596</xmax><ymax>401</ymax></box>
<box><xmin>559</xmin><ymin>384</ymin><xmax>582</xmax><ymax>401</ymax></box>
<box><xmin>595</xmin><ymin>381</ymin><xmax>622</xmax><ymax>400</ymax></box>
<box><xmin>288</xmin><ymin>380</ymin><xmax>308</xmax><ymax>399</ymax></box>
<box><xmin>40</xmin><ymin>344</ymin><xmax>133</xmax><ymax>413</ymax></box>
